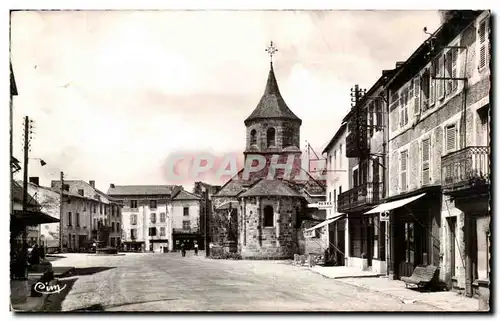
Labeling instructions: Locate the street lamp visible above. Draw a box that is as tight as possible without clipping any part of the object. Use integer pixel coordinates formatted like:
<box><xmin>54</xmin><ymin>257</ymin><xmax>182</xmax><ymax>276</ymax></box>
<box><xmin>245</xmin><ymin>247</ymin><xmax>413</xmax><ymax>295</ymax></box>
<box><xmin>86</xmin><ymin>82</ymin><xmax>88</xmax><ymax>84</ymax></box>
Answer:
<box><xmin>29</xmin><ymin>158</ymin><xmax>47</xmax><ymax>167</ymax></box>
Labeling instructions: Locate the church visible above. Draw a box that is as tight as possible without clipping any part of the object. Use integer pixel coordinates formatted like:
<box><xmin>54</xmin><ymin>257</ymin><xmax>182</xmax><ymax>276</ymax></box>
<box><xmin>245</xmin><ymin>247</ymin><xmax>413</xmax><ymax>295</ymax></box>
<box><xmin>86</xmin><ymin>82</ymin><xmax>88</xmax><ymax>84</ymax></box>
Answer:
<box><xmin>210</xmin><ymin>42</ymin><xmax>327</xmax><ymax>260</ymax></box>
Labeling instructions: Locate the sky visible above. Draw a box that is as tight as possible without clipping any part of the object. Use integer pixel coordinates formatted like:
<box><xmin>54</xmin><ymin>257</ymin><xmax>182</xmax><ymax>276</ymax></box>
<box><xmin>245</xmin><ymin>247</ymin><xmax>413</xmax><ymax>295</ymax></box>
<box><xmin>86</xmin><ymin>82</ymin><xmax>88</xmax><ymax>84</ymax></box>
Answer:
<box><xmin>11</xmin><ymin>10</ymin><xmax>442</xmax><ymax>192</ymax></box>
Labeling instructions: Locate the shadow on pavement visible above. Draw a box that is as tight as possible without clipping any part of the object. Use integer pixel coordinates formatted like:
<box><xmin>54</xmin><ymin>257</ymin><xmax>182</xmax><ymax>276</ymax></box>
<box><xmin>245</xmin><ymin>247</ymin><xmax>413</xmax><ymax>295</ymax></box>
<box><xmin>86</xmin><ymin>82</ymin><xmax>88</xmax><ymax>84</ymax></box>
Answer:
<box><xmin>70</xmin><ymin>303</ymin><xmax>105</xmax><ymax>312</ymax></box>
<box><xmin>40</xmin><ymin>278</ymin><xmax>77</xmax><ymax>312</ymax></box>
<box><xmin>70</xmin><ymin>267</ymin><xmax>115</xmax><ymax>277</ymax></box>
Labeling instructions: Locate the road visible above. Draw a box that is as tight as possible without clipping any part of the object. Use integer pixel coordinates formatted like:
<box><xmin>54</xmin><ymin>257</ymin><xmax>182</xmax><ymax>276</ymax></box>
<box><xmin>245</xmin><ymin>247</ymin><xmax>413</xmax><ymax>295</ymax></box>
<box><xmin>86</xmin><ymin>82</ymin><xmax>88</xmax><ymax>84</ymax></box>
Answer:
<box><xmin>44</xmin><ymin>252</ymin><xmax>440</xmax><ymax>312</ymax></box>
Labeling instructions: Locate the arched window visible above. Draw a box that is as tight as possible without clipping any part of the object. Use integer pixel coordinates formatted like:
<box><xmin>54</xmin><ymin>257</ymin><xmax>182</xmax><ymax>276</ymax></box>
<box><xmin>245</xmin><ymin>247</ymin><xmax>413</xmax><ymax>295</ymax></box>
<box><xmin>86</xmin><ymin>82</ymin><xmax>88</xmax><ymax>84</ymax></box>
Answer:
<box><xmin>267</xmin><ymin>128</ymin><xmax>276</xmax><ymax>147</ymax></box>
<box><xmin>250</xmin><ymin>129</ymin><xmax>257</xmax><ymax>145</ymax></box>
<box><xmin>263</xmin><ymin>205</ymin><xmax>274</xmax><ymax>227</ymax></box>
<box><xmin>283</xmin><ymin>127</ymin><xmax>294</xmax><ymax>147</ymax></box>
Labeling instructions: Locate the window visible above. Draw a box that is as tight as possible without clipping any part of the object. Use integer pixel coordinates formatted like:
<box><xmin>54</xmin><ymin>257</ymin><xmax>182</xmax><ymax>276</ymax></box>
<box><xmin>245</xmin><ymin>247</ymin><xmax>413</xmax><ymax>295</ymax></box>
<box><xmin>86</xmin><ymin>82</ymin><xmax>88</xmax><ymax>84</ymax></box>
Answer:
<box><xmin>400</xmin><ymin>150</ymin><xmax>408</xmax><ymax>192</ymax></box>
<box><xmin>160</xmin><ymin>227</ymin><xmax>166</xmax><ymax>236</ymax></box>
<box><xmin>160</xmin><ymin>212</ymin><xmax>166</xmax><ymax>223</ymax></box>
<box><xmin>405</xmin><ymin>222</ymin><xmax>415</xmax><ymax>264</ymax></box>
<box><xmin>130</xmin><ymin>200</ymin><xmax>137</xmax><ymax>209</ymax></box>
<box><xmin>266</xmin><ymin>128</ymin><xmax>276</xmax><ymax>147</ymax></box>
<box><xmin>112</xmin><ymin>222</ymin><xmax>115</xmax><ymax>233</ymax></box>
<box><xmin>437</xmin><ymin>55</ymin><xmax>445</xmax><ymax>99</ymax></box>
<box><xmin>329</xmin><ymin>192</ymin><xmax>331</xmax><ymax>202</ymax></box>
<box><xmin>117</xmin><ymin>223</ymin><xmax>120</xmax><ymax>233</ymax></box>
<box><xmin>149</xmin><ymin>227</ymin><xmax>157</xmax><ymax>236</ymax></box>
<box><xmin>100</xmin><ymin>203</ymin><xmax>103</xmax><ymax>214</ymax></box>
<box><xmin>447</xmin><ymin>217</ymin><xmax>457</xmax><ymax>277</ymax></box>
<box><xmin>399</xmin><ymin>88</ymin><xmax>409</xmax><ymax>127</ymax></box>
<box><xmin>93</xmin><ymin>219</ymin><xmax>97</xmax><ymax>229</ymax></box>
<box><xmin>68</xmin><ymin>212</ymin><xmax>72</xmax><ymax>227</ymax></box>
<box><xmin>333</xmin><ymin>150</ymin><xmax>337</xmax><ymax>170</ymax></box>
<box><xmin>182</xmin><ymin>220</ymin><xmax>191</xmax><ymax>230</ymax></box>
<box><xmin>414</xmin><ymin>77</ymin><xmax>421</xmax><ymax>115</ymax></box>
<box><xmin>422</xmin><ymin>138</ymin><xmax>431</xmax><ymax>186</ymax></box>
<box><xmin>93</xmin><ymin>203</ymin><xmax>97</xmax><ymax>213</ymax></box>
<box><xmin>375</xmin><ymin>100</ymin><xmax>383</xmax><ymax>131</ymax></box>
<box><xmin>283</xmin><ymin>125</ymin><xmax>294</xmax><ymax>147</ymax></box>
<box><xmin>151</xmin><ymin>213</ymin><xmax>156</xmax><ymax>223</ymax></box>
<box><xmin>130</xmin><ymin>228</ymin><xmax>137</xmax><ymax>239</ymax></box>
<box><xmin>368</xmin><ymin>102</ymin><xmax>374</xmax><ymax>137</ymax></box>
<box><xmin>150</xmin><ymin>200</ymin><xmax>157</xmax><ymax>209</ymax></box>
<box><xmin>339</xmin><ymin>186</ymin><xmax>342</xmax><ymax>195</ymax></box>
<box><xmin>83</xmin><ymin>202</ymin><xmax>86</xmax><ymax>212</ymax></box>
<box><xmin>263</xmin><ymin>205</ymin><xmax>274</xmax><ymax>227</ymax></box>
<box><xmin>111</xmin><ymin>205</ymin><xmax>115</xmax><ymax>216</ymax></box>
<box><xmin>421</xmin><ymin>72</ymin><xmax>430</xmax><ymax>111</ymax></box>
<box><xmin>329</xmin><ymin>156</ymin><xmax>332</xmax><ymax>170</ymax></box>
<box><xmin>250</xmin><ymin>129</ymin><xmax>257</xmax><ymax>145</ymax></box>
<box><xmin>104</xmin><ymin>205</ymin><xmax>107</xmax><ymax>215</ymax></box>
<box><xmin>478</xmin><ymin>17</ymin><xmax>490</xmax><ymax>70</ymax></box>
<box><xmin>130</xmin><ymin>214</ymin><xmax>137</xmax><ymax>225</ymax></box>
<box><xmin>183</xmin><ymin>207</ymin><xmax>189</xmax><ymax>216</ymax></box>
<box><xmin>76</xmin><ymin>213</ymin><xmax>80</xmax><ymax>227</ymax></box>
<box><xmin>430</xmin><ymin>63</ymin><xmax>436</xmax><ymax>106</ymax></box>
<box><xmin>445</xmin><ymin>48</ymin><xmax>458</xmax><ymax>96</ymax></box>
<box><xmin>339</xmin><ymin>144</ymin><xmax>342</xmax><ymax>167</ymax></box>
<box><xmin>446</xmin><ymin>124</ymin><xmax>457</xmax><ymax>153</ymax></box>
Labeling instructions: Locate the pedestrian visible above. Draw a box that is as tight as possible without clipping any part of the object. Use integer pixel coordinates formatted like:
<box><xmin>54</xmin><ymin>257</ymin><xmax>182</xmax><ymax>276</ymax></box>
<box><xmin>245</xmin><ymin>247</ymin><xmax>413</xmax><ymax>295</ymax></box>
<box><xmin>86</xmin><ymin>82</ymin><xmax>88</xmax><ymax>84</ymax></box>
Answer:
<box><xmin>194</xmin><ymin>243</ymin><xmax>198</xmax><ymax>256</ymax></box>
<box><xmin>180</xmin><ymin>242</ymin><xmax>186</xmax><ymax>257</ymax></box>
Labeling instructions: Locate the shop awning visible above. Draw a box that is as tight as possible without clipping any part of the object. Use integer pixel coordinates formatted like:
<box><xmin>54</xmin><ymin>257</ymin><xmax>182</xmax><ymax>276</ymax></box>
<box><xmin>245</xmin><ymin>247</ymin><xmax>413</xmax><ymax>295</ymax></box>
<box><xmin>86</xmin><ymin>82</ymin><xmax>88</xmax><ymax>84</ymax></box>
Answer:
<box><xmin>12</xmin><ymin>210</ymin><xmax>60</xmax><ymax>225</ymax></box>
<box><xmin>364</xmin><ymin>193</ymin><xmax>426</xmax><ymax>214</ymax></box>
<box><xmin>305</xmin><ymin>214</ymin><xmax>345</xmax><ymax>232</ymax></box>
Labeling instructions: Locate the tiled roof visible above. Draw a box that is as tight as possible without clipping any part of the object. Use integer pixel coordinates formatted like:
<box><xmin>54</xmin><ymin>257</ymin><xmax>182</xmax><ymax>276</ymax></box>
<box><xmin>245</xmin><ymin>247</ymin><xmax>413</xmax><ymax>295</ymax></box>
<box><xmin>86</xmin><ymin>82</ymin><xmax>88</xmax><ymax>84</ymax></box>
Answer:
<box><xmin>107</xmin><ymin>185</ymin><xmax>179</xmax><ymax>196</ymax></box>
<box><xmin>239</xmin><ymin>179</ymin><xmax>302</xmax><ymax>198</ymax></box>
<box><xmin>172</xmin><ymin>189</ymin><xmax>201</xmax><ymax>201</ymax></box>
<box><xmin>244</xmin><ymin>63</ymin><xmax>301</xmax><ymax>125</ymax></box>
<box><xmin>12</xmin><ymin>181</ymin><xmax>40</xmax><ymax>208</ymax></box>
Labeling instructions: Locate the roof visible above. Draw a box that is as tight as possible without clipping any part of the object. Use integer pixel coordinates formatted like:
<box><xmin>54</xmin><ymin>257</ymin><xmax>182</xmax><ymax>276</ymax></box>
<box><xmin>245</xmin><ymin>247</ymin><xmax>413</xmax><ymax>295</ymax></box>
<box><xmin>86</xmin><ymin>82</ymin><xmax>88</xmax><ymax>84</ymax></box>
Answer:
<box><xmin>172</xmin><ymin>189</ymin><xmax>201</xmax><ymax>201</ymax></box>
<box><xmin>385</xmin><ymin>10</ymin><xmax>482</xmax><ymax>89</ymax></box>
<box><xmin>12</xmin><ymin>181</ymin><xmax>41</xmax><ymax>208</ymax></box>
<box><xmin>239</xmin><ymin>179</ymin><xmax>302</xmax><ymax>198</ymax></box>
<box><xmin>107</xmin><ymin>185</ymin><xmax>180</xmax><ymax>196</ymax></box>
<box><xmin>322</xmin><ymin>122</ymin><xmax>347</xmax><ymax>154</ymax></box>
<box><xmin>244</xmin><ymin>62</ymin><xmax>301</xmax><ymax>125</ymax></box>
<box><xmin>22</xmin><ymin>181</ymin><xmax>101</xmax><ymax>202</ymax></box>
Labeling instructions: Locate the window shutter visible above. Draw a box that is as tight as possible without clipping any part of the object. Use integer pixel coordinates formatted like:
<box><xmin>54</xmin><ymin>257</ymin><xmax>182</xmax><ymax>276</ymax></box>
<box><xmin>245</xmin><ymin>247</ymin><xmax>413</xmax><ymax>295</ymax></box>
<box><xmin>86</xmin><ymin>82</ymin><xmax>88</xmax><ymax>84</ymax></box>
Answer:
<box><xmin>414</xmin><ymin>77</ymin><xmax>420</xmax><ymax>115</ymax></box>
<box><xmin>446</xmin><ymin>125</ymin><xmax>457</xmax><ymax>152</ymax></box>
<box><xmin>452</xmin><ymin>48</ymin><xmax>458</xmax><ymax>91</ymax></box>
<box><xmin>430</xmin><ymin>63</ymin><xmax>436</xmax><ymax>105</ymax></box>
<box><xmin>479</xmin><ymin>20</ymin><xmax>487</xmax><ymax>69</ymax></box>
<box><xmin>422</xmin><ymin>139</ymin><xmax>430</xmax><ymax>185</ymax></box>
<box><xmin>438</xmin><ymin>56</ymin><xmax>444</xmax><ymax>98</ymax></box>
<box><xmin>401</xmin><ymin>151</ymin><xmax>408</xmax><ymax>192</ymax></box>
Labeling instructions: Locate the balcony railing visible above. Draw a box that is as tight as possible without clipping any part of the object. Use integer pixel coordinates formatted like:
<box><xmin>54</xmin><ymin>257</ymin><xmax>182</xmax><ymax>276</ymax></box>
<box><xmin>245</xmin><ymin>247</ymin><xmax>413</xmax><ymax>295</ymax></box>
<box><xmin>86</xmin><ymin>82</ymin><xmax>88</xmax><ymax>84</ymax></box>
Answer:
<box><xmin>338</xmin><ymin>182</ymin><xmax>383</xmax><ymax>213</ymax></box>
<box><xmin>441</xmin><ymin>146</ymin><xmax>490</xmax><ymax>194</ymax></box>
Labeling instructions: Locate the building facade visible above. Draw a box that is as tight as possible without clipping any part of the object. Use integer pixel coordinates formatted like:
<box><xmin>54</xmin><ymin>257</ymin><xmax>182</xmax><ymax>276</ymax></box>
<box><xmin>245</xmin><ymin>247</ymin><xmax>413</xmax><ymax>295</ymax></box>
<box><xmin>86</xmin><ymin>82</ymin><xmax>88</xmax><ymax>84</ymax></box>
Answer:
<box><xmin>171</xmin><ymin>190</ymin><xmax>203</xmax><ymax>251</ymax></box>
<box><xmin>107</xmin><ymin>185</ymin><xmax>182</xmax><ymax>252</ymax></box>
<box><xmin>338</xmin><ymin>70</ymin><xmax>396</xmax><ymax>274</ymax></box>
<box><xmin>383</xmin><ymin>10</ymin><xmax>490</xmax><ymax>299</ymax></box>
<box><xmin>51</xmin><ymin>179</ymin><xmax>122</xmax><ymax>250</ymax></box>
<box><xmin>320</xmin><ymin>122</ymin><xmax>349</xmax><ymax>265</ymax></box>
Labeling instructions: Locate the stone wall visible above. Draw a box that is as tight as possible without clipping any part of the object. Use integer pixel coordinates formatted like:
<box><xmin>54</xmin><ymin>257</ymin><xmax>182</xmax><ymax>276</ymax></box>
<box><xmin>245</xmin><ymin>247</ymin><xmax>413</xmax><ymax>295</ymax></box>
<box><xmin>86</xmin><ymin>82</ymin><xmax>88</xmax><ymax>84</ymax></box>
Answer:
<box><xmin>239</xmin><ymin>196</ymin><xmax>301</xmax><ymax>259</ymax></box>
<box><xmin>245</xmin><ymin>118</ymin><xmax>301</xmax><ymax>153</ymax></box>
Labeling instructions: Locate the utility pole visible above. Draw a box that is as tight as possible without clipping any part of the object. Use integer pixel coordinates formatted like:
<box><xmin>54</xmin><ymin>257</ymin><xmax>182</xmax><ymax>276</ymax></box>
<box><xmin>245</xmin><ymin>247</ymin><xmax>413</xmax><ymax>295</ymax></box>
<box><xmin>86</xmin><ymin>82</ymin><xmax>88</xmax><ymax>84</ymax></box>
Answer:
<box><xmin>204</xmin><ymin>189</ymin><xmax>210</xmax><ymax>257</ymax></box>
<box><xmin>59</xmin><ymin>171</ymin><xmax>64</xmax><ymax>253</ymax></box>
<box><xmin>21</xmin><ymin>116</ymin><xmax>32</xmax><ymax>277</ymax></box>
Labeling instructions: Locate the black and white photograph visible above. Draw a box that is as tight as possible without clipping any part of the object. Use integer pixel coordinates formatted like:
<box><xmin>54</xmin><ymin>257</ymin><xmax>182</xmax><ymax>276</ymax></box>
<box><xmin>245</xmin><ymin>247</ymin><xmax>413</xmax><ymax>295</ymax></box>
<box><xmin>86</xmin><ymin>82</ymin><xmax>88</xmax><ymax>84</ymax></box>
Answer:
<box><xmin>8</xmin><ymin>7</ymin><xmax>492</xmax><ymax>312</ymax></box>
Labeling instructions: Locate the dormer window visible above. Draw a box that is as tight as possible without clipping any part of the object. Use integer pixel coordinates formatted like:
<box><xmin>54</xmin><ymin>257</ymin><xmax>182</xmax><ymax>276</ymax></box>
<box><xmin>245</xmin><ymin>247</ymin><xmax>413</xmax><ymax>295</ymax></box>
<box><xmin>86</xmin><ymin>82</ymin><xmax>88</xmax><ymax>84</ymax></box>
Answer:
<box><xmin>250</xmin><ymin>129</ymin><xmax>257</xmax><ymax>145</ymax></box>
<box><xmin>267</xmin><ymin>128</ymin><xmax>276</xmax><ymax>147</ymax></box>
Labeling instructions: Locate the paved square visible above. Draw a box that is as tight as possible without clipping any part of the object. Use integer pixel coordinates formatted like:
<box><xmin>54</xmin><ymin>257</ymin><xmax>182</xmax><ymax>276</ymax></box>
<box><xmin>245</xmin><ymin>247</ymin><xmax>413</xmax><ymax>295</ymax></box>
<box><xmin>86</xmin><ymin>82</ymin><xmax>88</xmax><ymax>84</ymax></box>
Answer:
<box><xmin>45</xmin><ymin>252</ymin><xmax>445</xmax><ymax>311</ymax></box>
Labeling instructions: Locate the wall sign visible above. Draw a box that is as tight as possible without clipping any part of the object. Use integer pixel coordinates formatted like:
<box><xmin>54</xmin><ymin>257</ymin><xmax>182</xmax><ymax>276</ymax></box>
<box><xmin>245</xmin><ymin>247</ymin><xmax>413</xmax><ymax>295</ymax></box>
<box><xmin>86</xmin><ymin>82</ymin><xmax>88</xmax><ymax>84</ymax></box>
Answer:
<box><xmin>380</xmin><ymin>211</ymin><xmax>390</xmax><ymax>222</ymax></box>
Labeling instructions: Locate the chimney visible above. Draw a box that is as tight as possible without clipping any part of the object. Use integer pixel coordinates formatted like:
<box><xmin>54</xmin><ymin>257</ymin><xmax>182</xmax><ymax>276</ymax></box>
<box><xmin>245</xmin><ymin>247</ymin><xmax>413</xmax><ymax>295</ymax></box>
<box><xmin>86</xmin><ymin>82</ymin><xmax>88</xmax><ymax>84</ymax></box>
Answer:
<box><xmin>78</xmin><ymin>189</ymin><xmax>84</xmax><ymax>196</ymax></box>
<box><xmin>396</xmin><ymin>61</ymin><xmax>405</xmax><ymax>68</ymax></box>
<box><xmin>29</xmin><ymin>177</ymin><xmax>40</xmax><ymax>186</ymax></box>
<box><xmin>89</xmin><ymin>180</ymin><xmax>95</xmax><ymax>188</ymax></box>
<box><xmin>110</xmin><ymin>183</ymin><xmax>115</xmax><ymax>188</ymax></box>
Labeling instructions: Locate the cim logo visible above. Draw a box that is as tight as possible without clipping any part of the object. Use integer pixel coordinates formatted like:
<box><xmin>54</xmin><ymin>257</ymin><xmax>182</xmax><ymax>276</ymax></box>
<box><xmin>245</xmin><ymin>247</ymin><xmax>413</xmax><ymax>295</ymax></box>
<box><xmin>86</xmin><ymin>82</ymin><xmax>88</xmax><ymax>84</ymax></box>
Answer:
<box><xmin>33</xmin><ymin>282</ymin><xmax>67</xmax><ymax>294</ymax></box>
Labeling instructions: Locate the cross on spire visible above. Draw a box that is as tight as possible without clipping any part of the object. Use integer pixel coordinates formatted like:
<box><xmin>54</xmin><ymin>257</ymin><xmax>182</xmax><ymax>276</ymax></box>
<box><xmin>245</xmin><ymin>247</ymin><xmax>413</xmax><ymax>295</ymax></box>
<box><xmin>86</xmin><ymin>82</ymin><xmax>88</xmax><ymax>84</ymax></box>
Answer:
<box><xmin>265</xmin><ymin>41</ymin><xmax>278</xmax><ymax>63</ymax></box>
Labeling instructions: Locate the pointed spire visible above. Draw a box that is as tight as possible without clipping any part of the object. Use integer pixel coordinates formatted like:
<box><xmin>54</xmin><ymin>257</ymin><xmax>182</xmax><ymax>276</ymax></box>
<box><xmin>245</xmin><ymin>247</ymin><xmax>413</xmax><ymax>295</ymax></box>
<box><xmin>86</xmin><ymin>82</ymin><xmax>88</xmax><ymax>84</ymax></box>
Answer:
<box><xmin>244</xmin><ymin>42</ymin><xmax>301</xmax><ymax>126</ymax></box>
